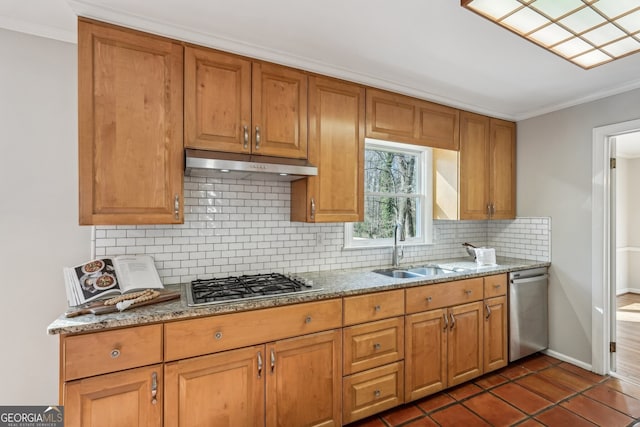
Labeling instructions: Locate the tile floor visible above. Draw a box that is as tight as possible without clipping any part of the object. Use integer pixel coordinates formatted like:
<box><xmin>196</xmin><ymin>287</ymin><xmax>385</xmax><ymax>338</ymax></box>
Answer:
<box><xmin>346</xmin><ymin>353</ymin><xmax>640</xmax><ymax>427</ymax></box>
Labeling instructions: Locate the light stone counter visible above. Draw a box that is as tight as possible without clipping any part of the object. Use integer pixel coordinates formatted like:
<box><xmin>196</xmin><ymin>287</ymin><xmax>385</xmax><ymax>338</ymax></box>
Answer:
<box><xmin>47</xmin><ymin>257</ymin><xmax>549</xmax><ymax>335</ymax></box>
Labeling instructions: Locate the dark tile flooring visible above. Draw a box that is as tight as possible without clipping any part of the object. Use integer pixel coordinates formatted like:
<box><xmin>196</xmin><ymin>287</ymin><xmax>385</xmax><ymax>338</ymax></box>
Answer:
<box><xmin>346</xmin><ymin>353</ymin><xmax>640</xmax><ymax>427</ymax></box>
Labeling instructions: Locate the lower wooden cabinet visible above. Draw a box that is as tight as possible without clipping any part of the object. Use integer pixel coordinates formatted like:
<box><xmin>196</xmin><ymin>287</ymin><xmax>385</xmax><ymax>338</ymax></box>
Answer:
<box><xmin>164</xmin><ymin>345</ymin><xmax>264</xmax><ymax>427</ymax></box>
<box><xmin>165</xmin><ymin>331</ymin><xmax>341</xmax><ymax>427</ymax></box>
<box><xmin>343</xmin><ymin>362</ymin><xmax>404</xmax><ymax>424</ymax></box>
<box><xmin>405</xmin><ymin>301</ymin><xmax>484</xmax><ymax>401</ymax></box>
<box><xmin>64</xmin><ymin>364</ymin><xmax>162</xmax><ymax>427</ymax></box>
<box><xmin>484</xmin><ymin>295</ymin><xmax>508</xmax><ymax>373</ymax></box>
<box><xmin>266</xmin><ymin>330</ymin><xmax>342</xmax><ymax>427</ymax></box>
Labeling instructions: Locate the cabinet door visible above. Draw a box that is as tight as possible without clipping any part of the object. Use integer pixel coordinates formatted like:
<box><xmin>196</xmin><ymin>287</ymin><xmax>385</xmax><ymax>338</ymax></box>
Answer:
<box><xmin>64</xmin><ymin>364</ymin><xmax>162</xmax><ymax>427</ymax></box>
<box><xmin>252</xmin><ymin>62</ymin><xmax>307</xmax><ymax>159</ymax></box>
<box><xmin>447</xmin><ymin>301</ymin><xmax>484</xmax><ymax>386</ymax></box>
<box><xmin>365</xmin><ymin>88</ymin><xmax>417</xmax><ymax>143</ymax></box>
<box><xmin>484</xmin><ymin>296</ymin><xmax>508</xmax><ymax>373</ymax></box>
<box><xmin>184</xmin><ymin>46</ymin><xmax>251</xmax><ymax>153</ymax></box>
<box><xmin>490</xmin><ymin>119</ymin><xmax>516</xmax><ymax>219</ymax></box>
<box><xmin>164</xmin><ymin>345</ymin><xmax>264</xmax><ymax>427</ymax></box>
<box><xmin>291</xmin><ymin>77</ymin><xmax>365</xmax><ymax>222</ymax></box>
<box><xmin>266</xmin><ymin>330</ymin><xmax>342</xmax><ymax>427</ymax></box>
<box><xmin>416</xmin><ymin>101</ymin><xmax>460</xmax><ymax>150</ymax></box>
<box><xmin>78</xmin><ymin>20</ymin><xmax>183</xmax><ymax>225</ymax></box>
<box><xmin>459</xmin><ymin>112</ymin><xmax>490</xmax><ymax>220</ymax></box>
<box><xmin>404</xmin><ymin>309</ymin><xmax>447</xmax><ymax>402</ymax></box>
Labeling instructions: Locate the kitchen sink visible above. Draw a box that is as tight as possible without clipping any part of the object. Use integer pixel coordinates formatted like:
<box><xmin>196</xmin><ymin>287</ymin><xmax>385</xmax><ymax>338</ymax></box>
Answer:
<box><xmin>373</xmin><ymin>265</ymin><xmax>466</xmax><ymax>278</ymax></box>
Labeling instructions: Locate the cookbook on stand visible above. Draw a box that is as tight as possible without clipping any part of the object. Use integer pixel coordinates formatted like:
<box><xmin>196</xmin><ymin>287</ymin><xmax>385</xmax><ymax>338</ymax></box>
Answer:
<box><xmin>63</xmin><ymin>255</ymin><xmax>164</xmax><ymax>306</ymax></box>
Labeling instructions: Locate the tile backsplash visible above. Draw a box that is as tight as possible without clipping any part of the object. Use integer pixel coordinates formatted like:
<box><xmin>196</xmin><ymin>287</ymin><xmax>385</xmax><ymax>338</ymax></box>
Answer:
<box><xmin>94</xmin><ymin>176</ymin><xmax>551</xmax><ymax>284</ymax></box>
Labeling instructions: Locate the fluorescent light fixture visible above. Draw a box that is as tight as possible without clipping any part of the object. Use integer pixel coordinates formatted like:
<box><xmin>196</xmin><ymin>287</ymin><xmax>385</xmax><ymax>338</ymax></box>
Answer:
<box><xmin>462</xmin><ymin>0</ymin><xmax>640</xmax><ymax>68</ymax></box>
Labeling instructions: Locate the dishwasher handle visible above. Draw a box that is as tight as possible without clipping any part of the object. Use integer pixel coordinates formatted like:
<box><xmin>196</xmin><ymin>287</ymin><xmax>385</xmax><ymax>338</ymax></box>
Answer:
<box><xmin>511</xmin><ymin>274</ymin><xmax>549</xmax><ymax>285</ymax></box>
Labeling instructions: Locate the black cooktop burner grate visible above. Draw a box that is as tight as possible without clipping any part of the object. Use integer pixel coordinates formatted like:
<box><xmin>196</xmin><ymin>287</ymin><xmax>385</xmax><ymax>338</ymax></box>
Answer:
<box><xmin>187</xmin><ymin>273</ymin><xmax>317</xmax><ymax>306</ymax></box>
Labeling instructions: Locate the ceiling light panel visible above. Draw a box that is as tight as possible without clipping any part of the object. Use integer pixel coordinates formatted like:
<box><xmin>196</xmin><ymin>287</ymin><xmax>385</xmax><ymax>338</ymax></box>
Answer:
<box><xmin>462</xmin><ymin>0</ymin><xmax>640</xmax><ymax>68</ymax></box>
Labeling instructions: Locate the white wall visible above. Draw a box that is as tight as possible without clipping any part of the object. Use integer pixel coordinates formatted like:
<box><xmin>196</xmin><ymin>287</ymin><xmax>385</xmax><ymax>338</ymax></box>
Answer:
<box><xmin>0</xmin><ymin>29</ymin><xmax>90</xmax><ymax>403</ymax></box>
<box><xmin>517</xmin><ymin>87</ymin><xmax>640</xmax><ymax>365</ymax></box>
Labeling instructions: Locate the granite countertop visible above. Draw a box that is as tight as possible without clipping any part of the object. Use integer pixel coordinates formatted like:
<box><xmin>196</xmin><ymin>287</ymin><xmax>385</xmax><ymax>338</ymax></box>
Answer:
<box><xmin>47</xmin><ymin>257</ymin><xmax>549</xmax><ymax>335</ymax></box>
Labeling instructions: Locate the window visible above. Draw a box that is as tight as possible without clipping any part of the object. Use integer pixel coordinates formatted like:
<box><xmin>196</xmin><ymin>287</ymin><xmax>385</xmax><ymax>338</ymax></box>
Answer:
<box><xmin>345</xmin><ymin>139</ymin><xmax>432</xmax><ymax>248</ymax></box>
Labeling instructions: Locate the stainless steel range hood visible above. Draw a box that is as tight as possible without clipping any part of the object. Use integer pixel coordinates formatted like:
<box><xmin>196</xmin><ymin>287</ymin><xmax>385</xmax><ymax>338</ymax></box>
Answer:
<box><xmin>184</xmin><ymin>149</ymin><xmax>317</xmax><ymax>181</ymax></box>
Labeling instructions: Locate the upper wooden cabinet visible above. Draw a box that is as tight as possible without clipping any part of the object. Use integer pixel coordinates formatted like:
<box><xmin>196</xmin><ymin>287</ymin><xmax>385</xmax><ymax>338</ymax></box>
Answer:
<box><xmin>459</xmin><ymin>112</ymin><xmax>516</xmax><ymax>220</ymax></box>
<box><xmin>366</xmin><ymin>88</ymin><xmax>459</xmax><ymax>150</ymax></box>
<box><xmin>291</xmin><ymin>76</ymin><xmax>365</xmax><ymax>222</ymax></box>
<box><xmin>184</xmin><ymin>46</ymin><xmax>308</xmax><ymax>159</ymax></box>
<box><xmin>78</xmin><ymin>20</ymin><xmax>184</xmax><ymax>225</ymax></box>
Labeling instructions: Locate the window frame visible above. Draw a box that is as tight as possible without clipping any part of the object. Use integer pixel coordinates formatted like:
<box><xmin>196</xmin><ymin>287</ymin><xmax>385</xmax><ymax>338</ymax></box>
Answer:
<box><xmin>344</xmin><ymin>138</ymin><xmax>433</xmax><ymax>249</ymax></box>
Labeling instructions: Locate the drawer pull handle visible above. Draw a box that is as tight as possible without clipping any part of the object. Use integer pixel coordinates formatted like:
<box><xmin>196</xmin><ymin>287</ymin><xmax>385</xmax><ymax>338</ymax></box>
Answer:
<box><xmin>485</xmin><ymin>303</ymin><xmax>492</xmax><ymax>320</ymax></box>
<box><xmin>255</xmin><ymin>126</ymin><xmax>261</xmax><ymax>150</ymax></box>
<box><xmin>464</xmin><ymin>289</ymin><xmax>472</xmax><ymax>295</ymax></box>
<box><xmin>270</xmin><ymin>349</ymin><xmax>276</xmax><ymax>373</ymax></box>
<box><xmin>374</xmin><ymin>305</ymin><xmax>381</xmax><ymax>312</ymax></box>
<box><xmin>373</xmin><ymin>343</ymin><xmax>381</xmax><ymax>350</ymax></box>
<box><xmin>450</xmin><ymin>313</ymin><xmax>456</xmax><ymax>330</ymax></box>
<box><xmin>443</xmin><ymin>313</ymin><xmax>448</xmax><ymax>330</ymax></box>
<box><xmin>305</xmin><ymin>316</ymin><xmax>312</xmax><ymax>324</ymax></box>
<box><xmin>493</xmin><ymin>284</ymin><xmax>501</xmax><ymax>289</ymax></box>
<box><xmin>257</xmin><ymin>351</ymin><xmax>263</xmax><ymax>378</ymax></box>
<box><xmin>214</xmin><ymin>331</ymin><xmax>223</xmax><ymax>340</ymax></box>
<box><xmin>243</xmin><ymin>125</ymin><xmax>249</xmax><ymax>149</ymax></box>
<box><xmin>426</xmin><ymin>296</ymin><xmax>432</xmax><ymax>303</ymax></box>
<box><xmin>151</xmin><ymin>372</ymin><xmax>158</xmax><ymax>405</ymax></box>
<box><xmin>374</xmin><ymin>389</ymin><xmax>381</xmax><ymax>398</ymax></box>
<box><xmin>110</xmin><ymin>349</ymin><xmax>121</xmax><ymax>359</ymax></box>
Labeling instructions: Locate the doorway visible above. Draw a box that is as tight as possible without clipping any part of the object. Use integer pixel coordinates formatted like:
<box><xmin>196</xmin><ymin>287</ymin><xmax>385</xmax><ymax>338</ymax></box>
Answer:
<box><xmin>591</xmin><ymin>119</ymin><xmax>640</xmax><ymax>377</ymax></box>
<box><xmin>612</xmin><ymin>132</ymin><xmax>640</xmax><ymax>383</ymax></box>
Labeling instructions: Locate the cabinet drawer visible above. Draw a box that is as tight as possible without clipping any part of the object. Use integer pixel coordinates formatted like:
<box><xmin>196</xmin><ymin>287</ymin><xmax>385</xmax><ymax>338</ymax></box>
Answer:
<box><xmin>406</xmin><ymin>278</ymin><xmax>483</xmax><ymax>314</ymax></box>
<box><xmin>344</xmin><ymin>289</ymin><xmax>404</xmax><ymax>326</ymax></box>
<box><xmin>63</xmin><ymin>324</ymin><xmax>163</xmax><ymax>381</ymax></box>
<box><xmin>484</xmin><ymin>274</ymin><xmax>507</xmax><ymax>298</ymax></box>
<box><xmin>343</xmin><ymin>317</ymin><xmax>404</xmax><ymax>375</ymax></box>
<box><xmin>165</xmin><ymin>299</ymin><xmax>342</xmax><ymax>361</ymax></box>
<box><xmin>343</xmin><ymin>361</ymin><xmax>404</xmax><ymax>424</ymax></box>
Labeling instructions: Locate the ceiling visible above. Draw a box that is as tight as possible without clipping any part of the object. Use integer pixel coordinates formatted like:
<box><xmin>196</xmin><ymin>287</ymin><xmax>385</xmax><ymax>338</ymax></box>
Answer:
<box><xmin>2</xmin><ymin>0</ymin><xmax>640</xmax><ymax>121</ymax></box>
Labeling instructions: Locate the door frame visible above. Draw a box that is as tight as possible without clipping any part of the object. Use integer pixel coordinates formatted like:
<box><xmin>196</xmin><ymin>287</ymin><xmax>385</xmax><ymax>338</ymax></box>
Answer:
<box><xmin>591</xmin><ymin>118</ymin><xmax>640</xmax><ymax>375</ymax></box>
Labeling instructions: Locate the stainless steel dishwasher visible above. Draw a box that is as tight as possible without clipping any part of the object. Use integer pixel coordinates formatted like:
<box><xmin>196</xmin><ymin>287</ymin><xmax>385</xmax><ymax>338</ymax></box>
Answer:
<box><xmin>509</xmin><ymin>267</ymin><xmax>549</xmax><ymax>362</ymax></box>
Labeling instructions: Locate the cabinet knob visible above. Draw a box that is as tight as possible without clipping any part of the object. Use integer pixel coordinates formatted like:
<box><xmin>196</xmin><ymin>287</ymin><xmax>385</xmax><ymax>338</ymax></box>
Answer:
<box><xmin>110</xmin><ymin>349</ymin><xmax>121</xmax><ymax>359</ymax></box>
<box><xmin>493</xmin><ymin>284</ymin><xmax>501</xmax><ymax>289</ymax></box>
<box><xmin>373</xmin><ymin>343</ymin><xmax>381</xmax><ymax>350</ymax></box>
<box><xmin>464</xmin><ymin>289</ymin><xmax>472</xmax><ymax>295</ymax></box>
<box><xmin>374</xmin><ymin>390</ymin><xmax>381</xmax><ymax>397</ymax></box>
<box><xmin>426</xmin><ymin>296</ymin><xmax>432</xmax><ymax>303</ymax></box>
<box><xmin>374</xmin><ymin>305</ymin><xmax>381</xmax><ymax>312</ymax></box>
<box><xmin>214</xmin><ymin>331</ymin><xmax>223</xmax><ymax>340</ymax></box>
<box><xmin>305</xmin><ymin>316</ymin><xmax>312</xmax><ymax>324</ymax></box>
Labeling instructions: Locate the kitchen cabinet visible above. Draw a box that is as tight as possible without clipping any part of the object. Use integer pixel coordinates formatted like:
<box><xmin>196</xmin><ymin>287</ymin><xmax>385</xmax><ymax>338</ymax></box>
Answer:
<box><xmin>366</xmin><ymin>88</ymin><xmax>459</xmax><ymax>150</ymax></box>
<box><xmin>483</xmin><ymin>274</ymin><xmax>508</xmax><ymax>373</ymax></box>
<box><xmin>459</xmin><ymin>112</ymin><xmax>516</xmax><ymax>220</ymax></box>
<box><xmin>163</xmin><ymin>299</ymin><xmax>342</xmax><ymax>426</ymax></box>
<box><xmin>64</xmin><ymin>365</ymin><xmax>162</xmax><ymax>427</ymax></box>
<box><xmin>267</xmin><ymin>330</ymin><xmax>342</xmax><ymax>427</ymax></box>
<box><xmin>341</xmin><ymin>290</ymin><xmax>405</xmax><ymax>423</ymax></box>
<box><xmin>78</xmin><ymin>19</ymin><xmax>184</xmax><ymax>225</ymax></box>
<box><xmin>165</xmin><ymin>331</ymin><xmax>341</xmax><ymax>427</ymax></box>
<box><xmin>164</xmin><ymin>345</ymin><xmax>264</xmax><ymax>427</ymax></box>
<box><xmin>291</xmin><ymin>76</ymin><xmax>365</xmax><ymax>222</ymax></box>
<box><xmin>404</xmin><ymin>278</ymin><xmax>484</xmax><ymax>401</ymax></box>
<box><xmin>184</xmin><ymin>46</ymin><xmax>307</xmax><ymax>159</ymax></box>
<box><xmin>61</xmin><ymin>324</ymin><xmax>164</xmax><ymax>427</ymax></box>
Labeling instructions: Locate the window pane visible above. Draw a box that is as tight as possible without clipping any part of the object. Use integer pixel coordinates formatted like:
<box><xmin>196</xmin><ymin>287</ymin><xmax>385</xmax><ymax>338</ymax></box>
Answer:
<box><xmin>364</xmin><ymin>149</ymin><xmax>418</xmax><ymax>194</ymax></box>
<box><xmin>353</xmin><ymin>195</ymin><xmax>419</xmax><ymax>240</ymax></box>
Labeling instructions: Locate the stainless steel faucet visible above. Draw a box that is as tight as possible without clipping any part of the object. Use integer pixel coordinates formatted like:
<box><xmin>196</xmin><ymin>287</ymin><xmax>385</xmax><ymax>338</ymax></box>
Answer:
<box><xmin>392</xmin><ymin>223</ymin><xmax>405</xmax><ymax>267</ymax></box>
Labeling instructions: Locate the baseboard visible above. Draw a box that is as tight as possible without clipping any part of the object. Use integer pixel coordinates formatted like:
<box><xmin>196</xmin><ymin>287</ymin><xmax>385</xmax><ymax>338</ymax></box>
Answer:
<box><xmin>616</xmin><ymin>288</ymin><xmax>640</xmax><ymax>295</ymax></box>
<box><xmin>542</xmin><ymin>348</ymin><xmax>593</xmax><ymax>372</ymax></box>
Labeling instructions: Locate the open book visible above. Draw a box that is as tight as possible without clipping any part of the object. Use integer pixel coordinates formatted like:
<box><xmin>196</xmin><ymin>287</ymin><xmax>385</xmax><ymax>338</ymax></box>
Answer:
<box><xmin>64</xmin><ymin>255</ymin><xmax>164</xmax><ymax>306</ymax></box>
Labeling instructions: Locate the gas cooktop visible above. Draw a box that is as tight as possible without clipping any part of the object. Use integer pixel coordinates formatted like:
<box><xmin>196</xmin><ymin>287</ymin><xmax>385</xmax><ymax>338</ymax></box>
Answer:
<box><xmin>186</xmin><ymin>273</ymin><xmax>321</xmax><ymax>306</ymax></box>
